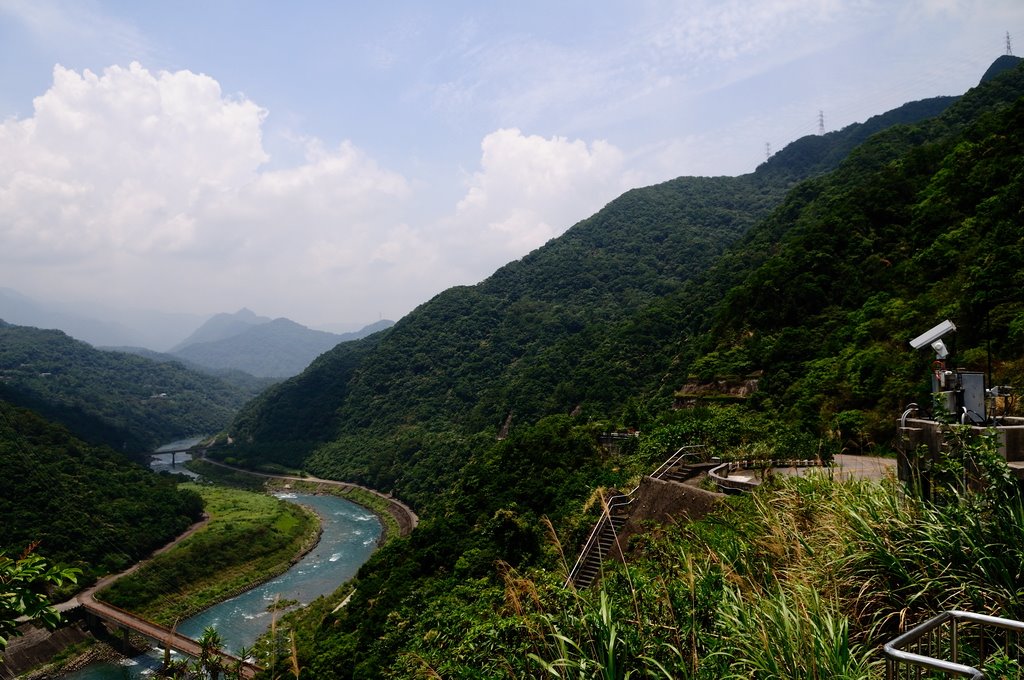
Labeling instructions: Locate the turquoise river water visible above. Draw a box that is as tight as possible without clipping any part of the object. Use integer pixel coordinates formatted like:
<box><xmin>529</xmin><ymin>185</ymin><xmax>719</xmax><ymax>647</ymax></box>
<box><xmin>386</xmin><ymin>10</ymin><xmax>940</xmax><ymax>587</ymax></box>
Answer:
<box><xmin>63</xmin><ymin>448</ymin><xmax>382</xmax><ymax>678</ymax></box>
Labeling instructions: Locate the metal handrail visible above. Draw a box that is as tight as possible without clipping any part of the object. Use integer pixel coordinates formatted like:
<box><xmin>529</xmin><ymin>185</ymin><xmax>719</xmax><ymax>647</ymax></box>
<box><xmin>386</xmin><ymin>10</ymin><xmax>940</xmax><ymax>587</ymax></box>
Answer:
<box><xmin>883</xmin><ymin>610</ymin><xmax>1024</xmax><ymax>679</ymax></box>
<box><xmin>565</xmin><ymin>445</ymin><xmax>709</xmax><ymax>587</ymax></box>
<box><xmin>565</xmin><ymin>493</ymin><xmax>631</xmax><ymax>586</ymax></box>
<box><xmin>900</xmin><ymin>403</ymin><xmax>920</xmax><ymax>430</ymax></box>
<box><xmin>650</xmin><ymin>444</ymin><xmax>707</xmax><ymax>480</ymax></box>
<box><xmin>707</xmin><ymin>458</ymin><xmax>827</xmax><ymax>492</ymax></box>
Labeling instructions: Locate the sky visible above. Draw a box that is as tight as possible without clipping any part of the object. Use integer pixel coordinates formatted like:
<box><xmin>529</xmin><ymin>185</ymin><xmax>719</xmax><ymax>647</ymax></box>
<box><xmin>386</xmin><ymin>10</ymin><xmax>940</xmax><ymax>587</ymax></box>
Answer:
<box><xmin>1</xmin><ymin>1</ymin><xmax>1022</xmax><ymax>332</ymax></box>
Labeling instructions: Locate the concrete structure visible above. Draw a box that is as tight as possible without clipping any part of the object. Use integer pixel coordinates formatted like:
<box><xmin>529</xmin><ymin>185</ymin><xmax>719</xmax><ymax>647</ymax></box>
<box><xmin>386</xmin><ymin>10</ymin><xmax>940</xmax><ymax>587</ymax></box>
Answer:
<box><xmin>897</xmin><ymin>416</ymin><xmax>1024</xmax><ymax>481</ymax></box>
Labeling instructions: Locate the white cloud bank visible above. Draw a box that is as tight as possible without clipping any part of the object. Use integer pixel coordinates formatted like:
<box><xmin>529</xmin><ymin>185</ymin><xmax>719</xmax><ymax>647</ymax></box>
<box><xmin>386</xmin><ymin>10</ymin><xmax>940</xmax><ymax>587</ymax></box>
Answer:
<box><xmin>448</xmin><ymin>128</ymin><xmax>630</xmax><ymax>261</ymax></box>
<box><xmin>0</xmin><ymin>63</ymin><xmax>633</xmax><ymax>326</ymax></box>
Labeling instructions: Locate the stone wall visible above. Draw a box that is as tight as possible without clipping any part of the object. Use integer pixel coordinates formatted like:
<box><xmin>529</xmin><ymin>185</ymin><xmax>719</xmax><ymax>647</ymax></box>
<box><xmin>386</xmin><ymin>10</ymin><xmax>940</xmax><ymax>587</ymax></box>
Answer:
<box><xmin>614</xmin><ymin>477</ymin><xmax>724</xmax><ymax>559</ymax></box>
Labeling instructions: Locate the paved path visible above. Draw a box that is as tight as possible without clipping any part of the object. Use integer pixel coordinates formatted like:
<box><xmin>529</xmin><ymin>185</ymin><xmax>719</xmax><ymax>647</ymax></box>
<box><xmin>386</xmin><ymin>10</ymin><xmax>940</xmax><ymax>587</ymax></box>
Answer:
<box><xmin>43</xmin><ymin>514</ymin><xmax>258</xmax><ymax>677</ymax></box>
<box><xmin>777</xmin><ymin>454</ymin><xmax>897</xmax><ymax>482</ymax></box>
<box><xmin>44</xmin><ymin>514</ymin><xmax>211</xmax><ymax>616</ymax></box>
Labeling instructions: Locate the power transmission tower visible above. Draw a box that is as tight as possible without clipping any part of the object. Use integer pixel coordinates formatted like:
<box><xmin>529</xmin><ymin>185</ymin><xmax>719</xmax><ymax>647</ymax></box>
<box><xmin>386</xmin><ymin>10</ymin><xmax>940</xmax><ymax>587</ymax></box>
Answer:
<box><xmin>765</xmin><ymin>142</ymin><xmax>771</xmax><ymax>160</ymax></box>
<box><xmin>1008</xmin><ymin>32</ymin><xmax>1014</xmax><ymax>56</ymax></box>
<box><xmin>818</xmin><ymin>110</ymin><xmax>825</xmax><ymax>135</ymax></box>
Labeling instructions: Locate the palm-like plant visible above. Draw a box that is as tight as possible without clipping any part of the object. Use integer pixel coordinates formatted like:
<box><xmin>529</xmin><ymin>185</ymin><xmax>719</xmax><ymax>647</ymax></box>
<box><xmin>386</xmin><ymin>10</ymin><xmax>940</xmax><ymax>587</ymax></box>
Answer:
<box><xmin>198</xmin><ymin>625</ymin><xmax>226</xmax><ymax>680</ymax></box>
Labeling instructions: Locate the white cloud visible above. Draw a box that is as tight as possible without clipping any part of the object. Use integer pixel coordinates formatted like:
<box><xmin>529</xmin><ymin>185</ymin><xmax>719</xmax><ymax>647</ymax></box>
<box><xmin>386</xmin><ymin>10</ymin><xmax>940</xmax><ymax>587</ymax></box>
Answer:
<box><xmin>0</xmin><ymin>63</ymin><xmax>268</xmax><ymax>259</ymax></box>
<box><xmin>0</xmin><ymin>63</ymin><xmax>641</xmax><ymax>327</ymax></box>
<box><xmin>438</xmin><ymin>128</ymin><xmax>631</xmax><ymax>277</ymax></box>
<box><xmin>0</xmin><ymin>63</ymin><xmax>414</xmax><ymax>323</ymax></box>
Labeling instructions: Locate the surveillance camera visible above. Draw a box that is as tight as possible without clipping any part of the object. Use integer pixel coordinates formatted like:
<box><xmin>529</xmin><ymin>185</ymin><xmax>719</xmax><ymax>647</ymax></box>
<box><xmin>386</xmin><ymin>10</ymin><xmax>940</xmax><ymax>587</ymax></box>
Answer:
<box><xmin>930</xmin><ymin>339</ymin><xmax>949</xmax><ymax>359</ymax></box>
<box><xmin>910</xmin><ymin>319</ymin><xmax>956</xmax><ymax>350</ymax></box>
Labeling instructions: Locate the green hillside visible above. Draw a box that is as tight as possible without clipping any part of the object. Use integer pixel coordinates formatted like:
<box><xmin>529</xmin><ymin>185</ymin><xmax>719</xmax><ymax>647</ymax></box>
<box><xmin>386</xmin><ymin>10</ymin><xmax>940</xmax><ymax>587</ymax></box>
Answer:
<box><xmin>224</xmin><ymin>93</ymin><xmax>954</xmax><ymax>497</ymax></box>
<box><xmin>0</xmin><ymin>321</ymin><xmax>259</xmax><ymax>452</ymax></box>
<box><xmin>0</xmin><ymin>399</ymin><xmax>203</xmax><ymax>582</ymax></box>
<box><xmin>642</xmin><ymin>58</ymin><xmax>1024</xmax><ymax>448</ymax></box>
<box><xmin>220</xmin><ymin>58</ymin><xmax>1024</xmax><ymax>678</ymax></box>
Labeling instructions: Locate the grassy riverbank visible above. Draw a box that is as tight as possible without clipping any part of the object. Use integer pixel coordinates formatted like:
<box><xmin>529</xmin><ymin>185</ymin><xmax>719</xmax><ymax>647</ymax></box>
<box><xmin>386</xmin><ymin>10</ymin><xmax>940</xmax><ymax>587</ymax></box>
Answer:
<box><xmin>96</xmin><ymin>483</ymin><xmax>319</xmax><ymax>626</ymax></box>
<box><xmin>187</xmin><ymin>458</ymin><xmax>404</xmax><ymax>542</ymax></box>
<box><xmin>268</xmin><ymin>479</ymin><xmax>402</xmax><ymax>543</ymax></box>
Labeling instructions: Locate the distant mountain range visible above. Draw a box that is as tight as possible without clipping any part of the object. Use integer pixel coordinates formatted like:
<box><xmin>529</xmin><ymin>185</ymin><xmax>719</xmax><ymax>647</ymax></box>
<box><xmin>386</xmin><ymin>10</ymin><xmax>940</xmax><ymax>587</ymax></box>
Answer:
<box><xmin>170</xmin><ymin>307</ymin><xmax>273</xmax><ymax>350</ymax></box>
<box><xmin>0</xmin><ymin>289</ymin><xmax>393</xmax><ymax>377</ymax></box>
<box><xmin>167</xmin><ymin>309</ymin><xmax>393</xmax><ymax>378</ymax></box>
<box><xmin>0</xmin><ymin>287</ymin><xmax>204</xmax><ymax>350</ymax></box>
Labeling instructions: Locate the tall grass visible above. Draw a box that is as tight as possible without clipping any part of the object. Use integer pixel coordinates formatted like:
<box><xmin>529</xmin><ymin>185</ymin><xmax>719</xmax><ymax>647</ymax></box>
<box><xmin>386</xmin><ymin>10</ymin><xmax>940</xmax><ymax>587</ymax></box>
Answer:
<box><xmin>716</xmin><ymin>583</ymin><xmax>877</xmax><ymax>679</ymax></box>
<box><xmin>511</xmin><ymin>461</ymin><xmax>1024</xmax><ymax>679</ymax></box>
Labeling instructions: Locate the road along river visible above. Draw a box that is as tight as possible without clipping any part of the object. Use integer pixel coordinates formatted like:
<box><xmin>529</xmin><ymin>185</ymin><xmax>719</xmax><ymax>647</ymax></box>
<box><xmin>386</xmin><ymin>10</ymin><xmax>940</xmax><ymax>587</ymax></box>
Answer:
<box><xmin>64</xmin><ymin>491</ymin><xmax>382</xmax><ymax>678</ymax></box>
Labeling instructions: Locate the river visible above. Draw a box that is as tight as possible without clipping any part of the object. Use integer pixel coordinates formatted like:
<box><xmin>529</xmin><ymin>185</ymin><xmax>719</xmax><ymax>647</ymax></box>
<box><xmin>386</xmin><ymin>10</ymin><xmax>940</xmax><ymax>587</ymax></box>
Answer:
<box><xmin>63</xmin><ymin>452</ymin><xmax>382</xmax><ymax>678</ymax></box>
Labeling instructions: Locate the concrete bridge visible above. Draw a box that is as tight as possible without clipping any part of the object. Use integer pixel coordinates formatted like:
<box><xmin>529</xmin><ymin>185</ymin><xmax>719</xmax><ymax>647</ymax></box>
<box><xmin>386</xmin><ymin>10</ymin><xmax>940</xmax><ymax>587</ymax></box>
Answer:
<box><xmin>79</xmin><ymin>595</ymin><xmax>260</xmax><ymax>678</ymax></box>
<box><xmin>152</xmin><ymin>445</ymin><xmax>199</xmax><ymax>467</ymax></box>
<box><xmin>42</xmin><ymin>513</ymin><xmax>262</xmax><ymax>678</ymax></box>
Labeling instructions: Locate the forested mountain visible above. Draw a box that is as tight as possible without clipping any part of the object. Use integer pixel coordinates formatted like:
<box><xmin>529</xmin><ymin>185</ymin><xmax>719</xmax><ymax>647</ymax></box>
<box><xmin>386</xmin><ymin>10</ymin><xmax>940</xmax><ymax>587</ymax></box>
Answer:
<box><xmin>580</xmin><ymin>55</ymin><xmax>1024</xmax><ymax>450</ymax></box>
<box><xmin>225</xmin><ymin>90</ymin><xmax>956</xmax><ymax>500</ymax></box>
<box><xmin>0</xmin><ymin>399</ymin><xmax>203</xmax><ymax>582</ymax></box>
<box><xmin>170</xmin><ymin>310</ymin><xmax>392</xmax><ymax>378</ymax></box>
<box><xmin>215</xmin><ymin>58</ymin><xmax>1024</xmax><ymax>677</ymax></box>
<box><xmin>100</xmin><ymin>344</ymin><xmax>278</xmax><ymax>395</ymax></box>
<box><xmin>171</xmin><ymin>308</ymin><xmax>272</xmax><ymax>350</ymax></box>
<box><xmin>0</xmin><ymin>321</ymin><xmax>258</xmax><ymax>452</ymax></box>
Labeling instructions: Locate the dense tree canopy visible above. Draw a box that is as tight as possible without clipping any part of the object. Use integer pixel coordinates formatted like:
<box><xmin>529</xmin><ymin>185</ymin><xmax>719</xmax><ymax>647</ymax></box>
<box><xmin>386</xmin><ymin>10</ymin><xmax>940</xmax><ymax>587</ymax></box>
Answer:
<box><xmin>0</xmin><ymin>322</ymin><xmax>259</xmax><ymax>452</ymax></box>
<box><xmin>0</xmin><ymin>399</ymin><xmax>203</xmax><ymax>582</ymax></box>
<box><xmin>220</xmin><ymin>59</ymin><xmax>1024</xmax><ymax>677</ymax></box>
<box><xmin>224</xmin><ymin>91</ymin><xmax>957</xmax><ymax>507</ymax></box>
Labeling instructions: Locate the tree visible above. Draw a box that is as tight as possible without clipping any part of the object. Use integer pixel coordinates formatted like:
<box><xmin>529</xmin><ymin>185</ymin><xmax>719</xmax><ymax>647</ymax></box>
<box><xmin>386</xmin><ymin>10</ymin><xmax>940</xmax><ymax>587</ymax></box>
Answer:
<box><xmin>0</xmin><ymin>545</ymin><xmax>80</xmax><ymax>650</ymax></box>
<box><xmin>197</xmin><ymin>625</ymin><xmax>226</xmax><ymax>680</ymax></box>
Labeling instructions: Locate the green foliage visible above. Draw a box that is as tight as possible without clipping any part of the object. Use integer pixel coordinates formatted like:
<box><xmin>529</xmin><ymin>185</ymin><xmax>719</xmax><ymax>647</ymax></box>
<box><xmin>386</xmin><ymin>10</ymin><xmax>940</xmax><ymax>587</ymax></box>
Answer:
<box><xmin>222</xmin><ymin>333</ymin><xmax>383</xmax><ymax>470</ymax></box>
<box><xmin>0</xmin><ymin>399</ymin><xmax>203</xmax><ymax>582</ymax></box>
<box><xmin>634</xmin><ymin>405</ymin><xmax>825</xmax><ymax>466</ymax></box>
<box><xmin>0</xmin><ymin>547</ymin><xmax>80</xmax><ymax>650</ymax></box>
<box><xmin>690</xmin><ymin>64</ymin><xmax>1024</xmax><ymax>440</ymax></box>
<box><xmin>0</xmin><ymin>322</ymin><xmax>258</xmax><ymax>452</ymax></box>
<box><xmin>98</xmin><ymin>484</ymin><xmax>317</xmax><ymax>626</ymax></box>
<box><xmin>715</xmin><ymin>584</ymin><xmax>875</xmax><ymax>679</ymax></box>
<box><xmin>225</xmin><ymin>93</ymin><xmax>955</xmax><ymax>483</ymax></box>
<box><xmin>214</xmin><ymin>59</ymin><xmax>1024</xmax><ymax>679</ymax></box>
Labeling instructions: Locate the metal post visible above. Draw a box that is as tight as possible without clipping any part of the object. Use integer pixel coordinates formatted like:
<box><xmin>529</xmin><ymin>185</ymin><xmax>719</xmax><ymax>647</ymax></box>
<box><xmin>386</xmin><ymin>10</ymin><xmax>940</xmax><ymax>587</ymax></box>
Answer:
<box><xmin>952</xmin><ymin>618</ymin><xmax>958</xmax><ymax>664</ymax></box>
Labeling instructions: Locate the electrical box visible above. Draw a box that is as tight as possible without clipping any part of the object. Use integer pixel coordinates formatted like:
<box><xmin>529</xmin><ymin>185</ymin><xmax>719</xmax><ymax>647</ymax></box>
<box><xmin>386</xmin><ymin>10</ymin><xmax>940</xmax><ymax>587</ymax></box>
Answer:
<box><xmin>960</xmin><ymin>372</ymin><xmax>985</xmax><ymax>423</ymax></box>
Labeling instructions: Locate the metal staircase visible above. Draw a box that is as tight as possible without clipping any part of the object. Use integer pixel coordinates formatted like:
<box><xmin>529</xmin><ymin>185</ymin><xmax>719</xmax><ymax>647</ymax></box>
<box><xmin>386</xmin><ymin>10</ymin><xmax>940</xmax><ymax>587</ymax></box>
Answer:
<box><xmin>567</xmin><ymin>505</ymin><xmax>630</xmax><ymax>589</ymax></box>
<box><xmin>565</xmin><ymin>445</ymin><xmax>708</xmax><ymax>588</ymax></box>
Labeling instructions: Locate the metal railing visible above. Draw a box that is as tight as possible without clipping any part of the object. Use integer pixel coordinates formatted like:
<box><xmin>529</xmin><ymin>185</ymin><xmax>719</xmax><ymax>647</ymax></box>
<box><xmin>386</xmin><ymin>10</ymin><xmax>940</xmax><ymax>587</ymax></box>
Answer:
<box><xmin>650</xmin><ymin>444</ymin><xmax>707</xmax><ymax>480</ymax></box>
<box><xmin>564</xmin><ymin>445</ymin><xmax>708</xmax><ymax>587</ymax></box>
<box><xmin>883</xmin><ymin>610</ymin><xmax>1024</xmax><ymax>679</ymax></box>
<box><xmin>708</xmin><ymin>458</ymin><xmax>825</xmax><ymax>492</ymax></box>
<box><xmin>564</xmin><ymin>491</ymin><xmax>633</xmax><ymax>587</ymax></box>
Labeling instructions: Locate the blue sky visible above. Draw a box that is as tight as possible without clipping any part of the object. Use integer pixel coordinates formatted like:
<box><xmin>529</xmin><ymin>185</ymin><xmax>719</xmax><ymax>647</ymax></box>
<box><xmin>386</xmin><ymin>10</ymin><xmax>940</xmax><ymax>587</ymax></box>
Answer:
<box><xmin>1</xmin><ymin>0</ymin><xmax>1022</xmax><ymax>330</ymax></box>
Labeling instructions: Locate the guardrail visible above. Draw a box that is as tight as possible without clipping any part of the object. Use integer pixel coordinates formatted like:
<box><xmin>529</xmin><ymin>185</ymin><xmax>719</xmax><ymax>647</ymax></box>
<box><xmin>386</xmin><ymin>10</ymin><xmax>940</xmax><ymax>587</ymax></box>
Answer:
<box><xmin>883</xmin><ymin>610</ymin><xmax>1024</xmax><ymax>679</ymax></box>
<box><xmin>708</xmin><ymin>458</ymin><xmax>825</xmax><ymax>492</ymax></box>
<box><xmin>564</xmin><ymin>492</ymin><xmax>633</xmax><ymax>587</ymax></box>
